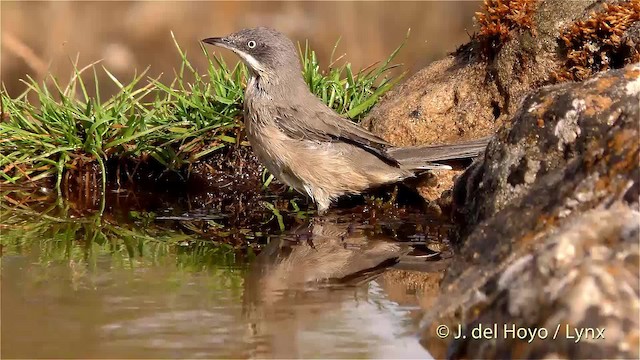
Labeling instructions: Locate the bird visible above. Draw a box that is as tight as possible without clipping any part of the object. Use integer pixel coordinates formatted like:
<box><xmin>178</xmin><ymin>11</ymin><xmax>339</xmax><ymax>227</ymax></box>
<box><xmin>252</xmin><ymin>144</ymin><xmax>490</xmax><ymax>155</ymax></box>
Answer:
<box><xmin>202</xmin><ymin>27</ymin><xmax>490</xmax><ymax>213</ymax></box>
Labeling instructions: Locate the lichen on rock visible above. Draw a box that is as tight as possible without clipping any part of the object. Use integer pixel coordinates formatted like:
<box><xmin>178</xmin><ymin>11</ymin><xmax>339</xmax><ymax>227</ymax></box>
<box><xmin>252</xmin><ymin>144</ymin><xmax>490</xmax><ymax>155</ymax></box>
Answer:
<box><xmin>454</xmin><ymin>64</ymin><xmax>640</xmax><ymax>228</ymax></box>
<box><xmin>421</xmin><ymin>63</ymin><xmax>639</xmax><ymax>359</ymax></box>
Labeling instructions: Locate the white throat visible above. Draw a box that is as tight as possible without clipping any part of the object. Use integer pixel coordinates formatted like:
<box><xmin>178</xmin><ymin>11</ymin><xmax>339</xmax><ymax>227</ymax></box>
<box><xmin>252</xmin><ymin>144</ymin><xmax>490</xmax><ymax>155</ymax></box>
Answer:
<box><xmin>234</xmin><ymin>50</ymin><xmax>267</xmax><ymax>75</ymax></box>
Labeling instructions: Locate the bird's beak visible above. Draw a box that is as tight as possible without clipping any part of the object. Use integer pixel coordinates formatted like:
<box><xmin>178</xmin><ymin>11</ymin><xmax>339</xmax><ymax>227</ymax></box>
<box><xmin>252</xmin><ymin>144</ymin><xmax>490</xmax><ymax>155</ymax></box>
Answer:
<box><xmin>202</xmin><ymin>35</ymin><xmax>266</xmax><ymax>75</ymax></box>
<box><xmin>202</xmin><ymin>37</ymin><xmax>233</xmax><ymax>50</ymax></box>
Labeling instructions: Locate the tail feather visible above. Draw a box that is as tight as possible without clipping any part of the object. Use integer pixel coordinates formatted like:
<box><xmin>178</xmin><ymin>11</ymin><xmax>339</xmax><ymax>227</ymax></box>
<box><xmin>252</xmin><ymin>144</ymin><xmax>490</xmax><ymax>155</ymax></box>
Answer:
<box><xmin>387</xmin><ymin>136</ymin><xmax>491</xmax><ymax>171</ymax></box>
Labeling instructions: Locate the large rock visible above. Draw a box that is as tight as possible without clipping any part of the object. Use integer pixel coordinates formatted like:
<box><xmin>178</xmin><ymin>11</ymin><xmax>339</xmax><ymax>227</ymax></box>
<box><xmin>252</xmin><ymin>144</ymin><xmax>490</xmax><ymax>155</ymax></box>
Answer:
<box><xmin>364</xmin><ymin>56</ymin><xmax>500</xmax><ymax>207</ymax></box>
<box><xmin>420</xmin><ymin>64</ymin><xmax>639</xmax><ymax>359</ymax></box>
<box><xmin>454</xmin><ymin>63</ymin><xmax>640</xmax><ymax>230</ymax></box>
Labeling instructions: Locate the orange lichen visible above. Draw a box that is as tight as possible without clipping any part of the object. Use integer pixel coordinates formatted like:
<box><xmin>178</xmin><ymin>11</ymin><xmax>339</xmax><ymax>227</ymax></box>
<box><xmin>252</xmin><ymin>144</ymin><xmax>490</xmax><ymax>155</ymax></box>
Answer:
<box><xmin>533</xmin><ymin>96</ymin><xmax>554</xmax><ymax>117</ymax></box>
<box><xmin>595</xmin><ymin>76</ymin><xmax>620</xmax><ymax>92</ymax></box>
<box><xmin>554</xmin><ymin>0</ymin><xmax>640</xmax><ymax>82</ymax></box>
<box><xmin>583</xmin><ymin>94</ymin><xmax>613</xmax><ymax>116</ymax></box>
<box><xmin>475</xmin><ymin>0</ymin><xmax>539</xmax><ymax>58</ymax></box>
<box><xmin>607</xmin><ymin>129</ymin><xmax>639</xmax><ymax>174</ymax></box>
<box><xmin>623</xmin><ymin>66</ymin><xmax>640</xmax><ymax>79</ymax></box>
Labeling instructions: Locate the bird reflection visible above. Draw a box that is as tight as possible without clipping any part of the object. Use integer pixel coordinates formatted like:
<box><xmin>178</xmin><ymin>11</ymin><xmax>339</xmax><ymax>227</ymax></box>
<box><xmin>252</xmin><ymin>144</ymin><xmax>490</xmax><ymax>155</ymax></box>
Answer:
<box><xmin>244</xmin><ymin>220</ymin><xmax>410</xmax><ymax>306</ymax></box>
<box><xmin>241</xmin><ymin>219</ymin><xmax>431</xmax><ymax>358</ymax></box>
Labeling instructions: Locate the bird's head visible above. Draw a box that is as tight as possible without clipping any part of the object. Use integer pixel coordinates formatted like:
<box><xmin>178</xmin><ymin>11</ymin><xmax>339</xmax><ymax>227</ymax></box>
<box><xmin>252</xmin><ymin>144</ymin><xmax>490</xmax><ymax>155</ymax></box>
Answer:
<box><xmin>202</xmin><ymin>27</ymin><xmax>301</xmax><ymax>79</ymax></box>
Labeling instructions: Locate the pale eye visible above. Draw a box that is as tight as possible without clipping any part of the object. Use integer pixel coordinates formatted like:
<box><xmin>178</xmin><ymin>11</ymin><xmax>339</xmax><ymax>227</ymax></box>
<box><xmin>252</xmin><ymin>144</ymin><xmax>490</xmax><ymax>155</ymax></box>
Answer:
<box><xmin>247</xmin><ymin>40</ymin><xmax>256</xmax><ymax>49</ymax></box>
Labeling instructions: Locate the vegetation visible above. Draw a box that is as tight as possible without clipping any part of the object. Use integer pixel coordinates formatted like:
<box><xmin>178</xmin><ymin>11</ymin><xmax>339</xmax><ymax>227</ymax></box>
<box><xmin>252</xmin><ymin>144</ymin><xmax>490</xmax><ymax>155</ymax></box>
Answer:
<box><xmin>0</xmin><ymin>187</ymin><xmax>251</xmax><ymax>277</ymax></box>
<box><xmin>475</xmin><ymin>0</ymin><xmax>538</xmax><ymax>58</ymax></box>
<box><xmin>556</xmin><ymin>1</ymin><xmax>640</xmax><ymax>81</ymax></box>
<box><xmin>0</xmin><ymin>33</ymin><xmax>406</xmax><ymax>192</ymax></box>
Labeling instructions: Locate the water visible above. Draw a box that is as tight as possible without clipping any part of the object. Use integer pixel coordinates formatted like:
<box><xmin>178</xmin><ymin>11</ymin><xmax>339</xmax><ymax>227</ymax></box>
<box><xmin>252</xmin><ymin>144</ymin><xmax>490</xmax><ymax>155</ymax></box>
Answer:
<box><xmin>1</xmin><ymin>188</ymin><xmax>450</xmax><ymax>358</ymax></box>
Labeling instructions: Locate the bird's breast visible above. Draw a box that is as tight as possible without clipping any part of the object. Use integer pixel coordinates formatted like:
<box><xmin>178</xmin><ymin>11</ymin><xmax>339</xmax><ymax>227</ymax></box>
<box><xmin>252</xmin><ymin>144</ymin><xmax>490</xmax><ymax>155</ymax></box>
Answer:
<box><xmin>243</xmin><ymin>97</ymin><xmax>308</xmax><ymax>194</ymax></box>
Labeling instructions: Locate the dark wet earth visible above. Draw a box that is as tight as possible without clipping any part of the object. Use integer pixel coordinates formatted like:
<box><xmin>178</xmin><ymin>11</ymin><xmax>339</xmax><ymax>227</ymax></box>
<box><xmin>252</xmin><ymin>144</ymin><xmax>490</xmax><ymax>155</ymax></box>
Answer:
<box><xmin>1</xmin><ymin>186</ymin><xmax>452</xmax><ymax>358</ymax></box>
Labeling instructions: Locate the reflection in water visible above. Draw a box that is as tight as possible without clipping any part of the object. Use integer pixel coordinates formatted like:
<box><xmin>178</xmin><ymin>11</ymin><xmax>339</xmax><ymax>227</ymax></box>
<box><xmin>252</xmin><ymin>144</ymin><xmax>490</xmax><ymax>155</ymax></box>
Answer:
<box><xmin>246</xmin><ymin>221</ymin><xmax>411</xmax><ymax>300</ymax></box>
<box><xmin>2</xmin><ymin>196</ymin><xmax>446</xmax><ymax>358</ymax></box>
<box><xmin>243</xmin><ymin>221</ymin><xmax>430</xmax><ymax>358</ymax></box>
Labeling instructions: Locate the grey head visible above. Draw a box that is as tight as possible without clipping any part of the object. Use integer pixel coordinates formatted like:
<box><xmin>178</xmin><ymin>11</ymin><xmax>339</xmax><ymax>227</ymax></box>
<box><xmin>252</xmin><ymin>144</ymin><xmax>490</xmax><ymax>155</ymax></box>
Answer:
<box><xmin>202</xmin><ymin>27</ymin><xmax>301</xmax><ymax>80</ymax></box>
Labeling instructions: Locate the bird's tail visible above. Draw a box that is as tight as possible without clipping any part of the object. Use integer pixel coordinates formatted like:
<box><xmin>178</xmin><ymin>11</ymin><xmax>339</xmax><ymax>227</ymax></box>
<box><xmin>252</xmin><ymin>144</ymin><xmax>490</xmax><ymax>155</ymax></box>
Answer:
<box><xmin>387</xmin><ymin>136</ymin><xmax>491</xmax><ymax>171</ymax></box>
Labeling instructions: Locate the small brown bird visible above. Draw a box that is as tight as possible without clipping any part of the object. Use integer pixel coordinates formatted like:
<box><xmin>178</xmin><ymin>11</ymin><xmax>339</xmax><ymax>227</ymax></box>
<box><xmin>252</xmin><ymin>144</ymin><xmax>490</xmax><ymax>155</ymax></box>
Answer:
<box><xmin>203</xmin><ymin>28</ymin><xmax>489</xmax><ymax>213</ymax></box>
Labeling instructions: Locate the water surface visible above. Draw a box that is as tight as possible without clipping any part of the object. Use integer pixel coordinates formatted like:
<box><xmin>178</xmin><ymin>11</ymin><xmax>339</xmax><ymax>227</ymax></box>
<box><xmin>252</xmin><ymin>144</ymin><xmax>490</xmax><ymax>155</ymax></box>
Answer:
<box><xmin>1</xmin><ymin>189</ymin><xmax>448</xmax><ymax>358</ymax></box>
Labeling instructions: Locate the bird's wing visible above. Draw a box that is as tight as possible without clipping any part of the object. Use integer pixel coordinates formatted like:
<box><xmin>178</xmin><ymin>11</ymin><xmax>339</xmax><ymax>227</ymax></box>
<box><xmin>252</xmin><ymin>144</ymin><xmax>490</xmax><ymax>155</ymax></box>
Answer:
<box><xmin>273</xmin><ymin>105</ymin><xmax>400</xmax><ymax>166</ymax></box>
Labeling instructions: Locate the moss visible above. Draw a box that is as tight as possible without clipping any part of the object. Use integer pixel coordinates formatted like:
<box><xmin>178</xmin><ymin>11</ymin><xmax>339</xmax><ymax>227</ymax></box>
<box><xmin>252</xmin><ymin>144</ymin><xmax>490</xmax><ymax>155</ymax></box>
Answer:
<box><xmin>475</xmin><ymin>0</ymin><xmax>539</xmax><ymax>59</ymax></box>
<box><xmin>555</xmin><ymin>0</ymin><xmax>640</xmax><ymax>82</ymax></box>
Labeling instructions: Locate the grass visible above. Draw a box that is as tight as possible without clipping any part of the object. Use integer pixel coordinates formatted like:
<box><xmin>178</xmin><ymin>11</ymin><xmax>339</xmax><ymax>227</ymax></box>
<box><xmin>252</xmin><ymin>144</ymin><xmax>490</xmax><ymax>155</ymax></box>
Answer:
<box><xmin>0</xmin><ymin>32</ymin><xmax>406</xmax><ymax>192</ymax></box>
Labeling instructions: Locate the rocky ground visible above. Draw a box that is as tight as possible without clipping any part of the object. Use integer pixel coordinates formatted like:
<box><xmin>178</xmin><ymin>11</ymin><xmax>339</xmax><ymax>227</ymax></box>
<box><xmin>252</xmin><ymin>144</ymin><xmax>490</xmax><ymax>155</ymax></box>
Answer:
<box><xmin>359</xmin><ymin>0</ymin><xmax>639</xmax><ymax>358</ymax></box>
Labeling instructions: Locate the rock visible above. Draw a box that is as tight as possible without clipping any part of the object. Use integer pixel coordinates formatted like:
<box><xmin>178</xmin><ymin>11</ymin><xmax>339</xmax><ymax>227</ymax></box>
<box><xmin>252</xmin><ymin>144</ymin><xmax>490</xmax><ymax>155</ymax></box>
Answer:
<box><xmin>454</xmin><ymin>63</ymin><xmax>640</xmax><ymax>230</ymax></box>
<box><xmin>362</xmin><ymin>0</ymin><xmax>639</xmax><ymax>204</ymax></box>
<box><xmin>363</xmin><ymin>55</ymin><xmax>499</xmax><ymax>204</ymax></box>
<box><xmin>363</xmin><ymin>56</ymin><xmax>499</xmax><ymax>148</ymax></box>
<box><xmin>420</xmin><ymin>63</ymin><xmax>639</xmax><ymax>359</ymax></box>
<box><xmin>424</xmin><ymin>206</ymin><xmax>639</xmax><ymax>359</ymax></box>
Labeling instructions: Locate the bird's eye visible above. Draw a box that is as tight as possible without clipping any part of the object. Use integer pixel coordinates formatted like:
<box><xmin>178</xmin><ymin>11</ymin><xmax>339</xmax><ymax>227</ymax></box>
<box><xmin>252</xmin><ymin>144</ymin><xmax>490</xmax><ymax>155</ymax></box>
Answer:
<box><xmin>247</xmin><ymin>40</ymin><xmax>257</xmax><ymax>49</ymax></box>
